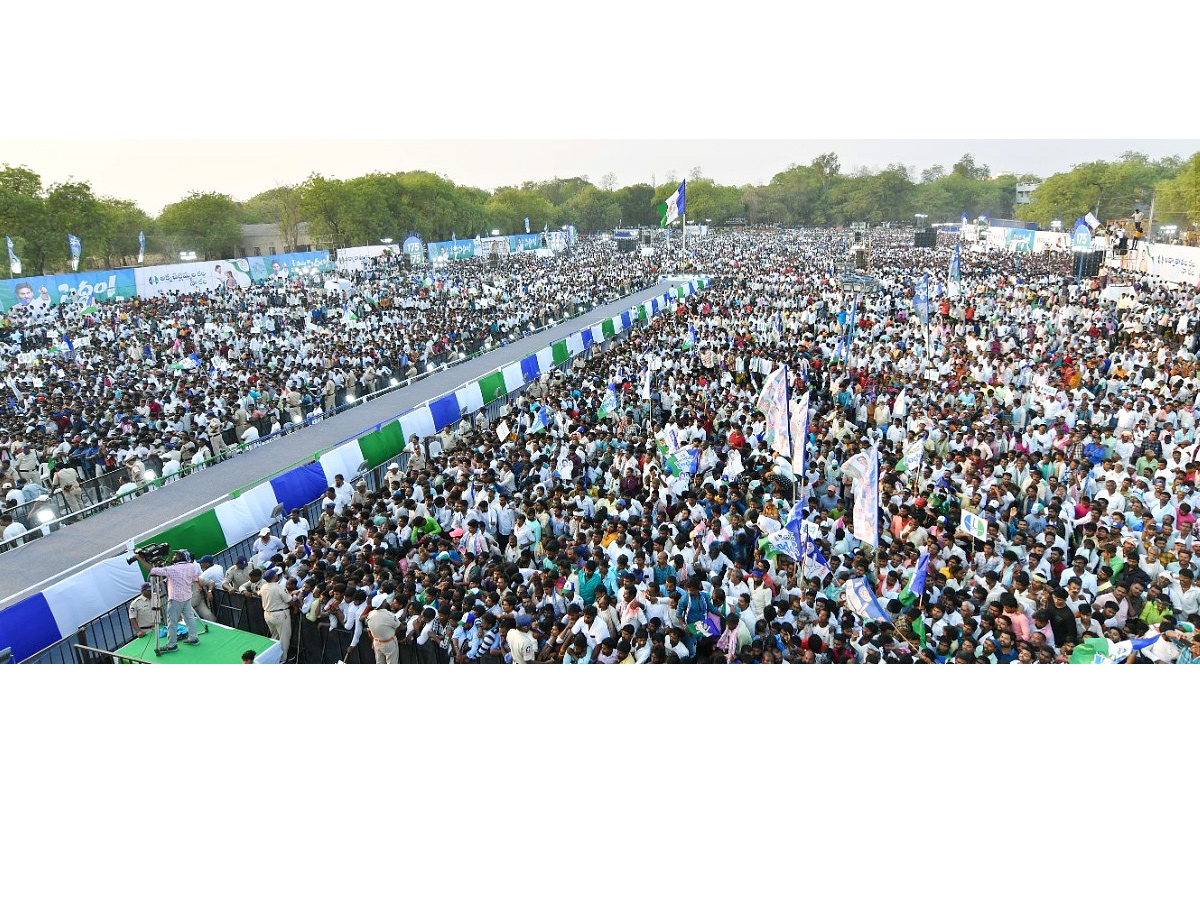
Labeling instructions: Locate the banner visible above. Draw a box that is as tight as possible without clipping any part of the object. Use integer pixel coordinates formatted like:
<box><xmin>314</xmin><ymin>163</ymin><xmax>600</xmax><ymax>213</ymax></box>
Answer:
<box><xmin>135</xmin><ymin>258</ymin><xmax>252</xmax><ymax>298</ymax></box>
<box><xmin>790</xmin><ymin>390</ymin><xmax>809</xmax><ymax>480</ymax></box>
<box><xmin>0</xmin><ymin>269</ymin><xmax>138</xmax><ymax>313</ymax></box>
<box><xmin>426</xmin><ymin>239</ymin><xmax>476</xmax><ymax>262</ymax></box>
<box><xmin>138</xmin><ymin>230</ymin><xmax>145</xmax><ymax>264</ymax></box>
<box><xmin>7</xmin><ymin>235</ymin><xmax>21</xmax><ymax>275</ymax></box>
<box><xmin>912</xmin><ymin>274</ymin><xmax>929</xmax><ymax>324</ymax></box>
<box><xmin>506</xmin><ymin>234</ymin><xmax>543</xmax><ymax>253</ymax></box>
<box><xmin>335</xmin><ymin>245</ymin><xmax>394</xmax><ymax>272</ymax></box>
<box><xmin>1113</xmin><ymin>243</ymin><xmax>1200</xmax><ymax>288</ymax></box>
<box><xmin>68</xmin><ymin>234</ymin><xmax>82</xmax><ymax>271</ymax></box>
<box><xmin>247</xmin><ymin>250</ymin><xmax>333</xmax><ymax>282</ymax></box>
<box><xmin>1005</xmin><ymin>228</ymin><xmax>1036</xmax><ymax>253</ymax></box>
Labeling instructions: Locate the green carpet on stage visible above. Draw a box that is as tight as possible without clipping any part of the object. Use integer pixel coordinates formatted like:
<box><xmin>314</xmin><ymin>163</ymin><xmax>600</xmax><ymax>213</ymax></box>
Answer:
<box><xmin>114</xmin><ymin>622</ymin><xmax>278</xmax><ymax>664</ymax></box>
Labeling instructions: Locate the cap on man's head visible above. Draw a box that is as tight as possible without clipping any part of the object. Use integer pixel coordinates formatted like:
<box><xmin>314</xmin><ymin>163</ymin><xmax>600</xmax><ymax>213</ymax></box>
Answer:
<box><xmin>260</xmin><ymin>527</ymin><xmax>271</xmax><ymax>537</ymax></box>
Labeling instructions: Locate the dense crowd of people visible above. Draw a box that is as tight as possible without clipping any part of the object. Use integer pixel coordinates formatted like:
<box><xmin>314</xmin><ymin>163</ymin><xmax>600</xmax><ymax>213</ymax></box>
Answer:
<box><xmin>182</xmin><ymin>229</ymin><xmax>1200</xmax><ymax>664</ymax></box>
<box><xmin>0</xmin><ymin>245</ymin><xmax>662</xmax><ymax>540</ymax></box>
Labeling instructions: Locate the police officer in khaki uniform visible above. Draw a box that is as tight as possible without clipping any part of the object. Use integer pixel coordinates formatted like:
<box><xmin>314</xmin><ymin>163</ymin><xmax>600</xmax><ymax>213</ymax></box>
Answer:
<box><xmin>366</xmin><ymin>605</ymin><xmax>401</xmax><ymax>664</ymax></box>
<box><xmin>51</xmin><ymin>463</ymin><xmax>84</xmax><ymax>514</ymax></box>
<box><xmin>260</xmin><ymin>567</ymin><xmax>294</xmax><ymax>662</ymax></box>
<box><xmin>129</xmin><ymin>582</ymin><xmax>159</xmax><ymax>638</ymax></box>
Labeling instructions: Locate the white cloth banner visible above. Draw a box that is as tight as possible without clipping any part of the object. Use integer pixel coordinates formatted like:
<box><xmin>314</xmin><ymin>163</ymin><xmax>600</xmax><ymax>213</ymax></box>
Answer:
<box><xmin>455</xmin><ymin>382</ymin><xmax>485</xmax><ymax>415</ymax></box>
<box><xmin>42</xmin><ymin>556</ymin><xmax>146</xmax><ymax>637</ymax></box>
<box><xmin>399</xmin><ymin>406</ymin><xmax>436</xmax><ymax>441</ymax></box>
<box><xmin>591</xmin><ymin>324</ymin><xmax>606</xmax><ymax>346</ymax></box>
<box><xmin>135</xmin><ymin>259</ymin><xmax>253</xmax><ymax>298</ymax></box>
<box><xmin>501</xmin><ymin>363</ymin><xmax>525</xmax><ymax>394</ymax></box>
<box><xmin>566</xmin><ymin>332</ymin><xmax>585</xmax><ymax>357</ymax></box>
<box><xmin>318</xmin><ymin>440</ymin><xmax>366</xmax><ymax>486</ymax></box>
<box><xmin>535</xmin><ymin>347</ymin><xmax>554</xmax><ymax>374</ymax></box>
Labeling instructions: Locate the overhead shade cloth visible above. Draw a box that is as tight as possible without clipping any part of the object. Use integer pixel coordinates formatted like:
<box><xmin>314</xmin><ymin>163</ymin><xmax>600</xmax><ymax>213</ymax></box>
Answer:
<box><xmin>551</xmin><ymin>340</ymin><xmax>569</xmax><ymax>365</ymax></box>
<box><xmin>520</xmin><ymin>355</ymin><xmax>540</xmax><ymax>382</ymax></box>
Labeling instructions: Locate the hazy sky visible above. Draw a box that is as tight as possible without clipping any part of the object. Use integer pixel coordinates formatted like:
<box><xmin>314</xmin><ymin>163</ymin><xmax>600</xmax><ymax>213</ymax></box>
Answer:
<box><xmin>4</xmin><ymin>139</ymin><xmax>1196</xmax><ymax>216</ymax></box>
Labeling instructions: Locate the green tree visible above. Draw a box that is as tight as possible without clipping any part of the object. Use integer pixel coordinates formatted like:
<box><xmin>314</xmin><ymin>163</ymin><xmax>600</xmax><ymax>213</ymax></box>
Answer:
<box><xmin>157</xmin><ymin>191</ymin><xmax>242</xmax><ymax>259</ymax></box>
<box><xmin>45</xmin><ymin>181</ymin><xmax>104</xmax><ymax>270</ymax></box>
<box><xmin>613</xmin><ymin>183</ymin><xmax>656</xmax><ymax>227</ymax></box>
<box><xmin>560</xmin><ymin>185</ymin><xmax>622</xmax><ymax>232</ymax></box>
<box><xmin>0</xmin><ymin>165</ymin><xmax>49</xmax><ymax>273</ymax></box>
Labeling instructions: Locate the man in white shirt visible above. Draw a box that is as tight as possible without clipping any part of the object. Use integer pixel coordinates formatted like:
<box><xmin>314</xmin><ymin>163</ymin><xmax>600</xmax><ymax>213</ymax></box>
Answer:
<box><xmin>281</xmin><ymin>508</ymin><xmax>310</xmax><ymax>550</ymax></box>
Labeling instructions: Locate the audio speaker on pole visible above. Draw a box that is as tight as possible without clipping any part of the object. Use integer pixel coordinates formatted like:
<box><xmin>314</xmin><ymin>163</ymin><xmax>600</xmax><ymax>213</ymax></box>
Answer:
<box><xmin>1080</xmin><ymin>250</ymin><xmax>1105</xmax><ymax>277</ymax></box>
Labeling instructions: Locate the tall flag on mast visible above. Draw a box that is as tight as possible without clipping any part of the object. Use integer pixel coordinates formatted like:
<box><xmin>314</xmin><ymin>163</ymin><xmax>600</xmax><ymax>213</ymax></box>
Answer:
<box><xmin>138</xmin><ymin>230</ymin><xmax>146</xmax><ymax>264</ymax></box>
<box><xmin>657</xmin><ymin>180</ymin><xmax>687</xmax><ymax>227</ymax></box>
<box><xmin>912</xmin><ymin>274</ymin><xmax>930</xmax><ymax>324</ymax></box>
<box><xmin>68</xmin><ymin>234</ymin><xmax>82</xmax><ymax>272</ymax></box>
<box><xmin>790</xmin><ymin>390</ymin><xmax>810</xmax><ymax>484</ymax></box>
<box><xmin>755</xmin><ymin>365</ymin><xmax>792</xmax><ymax>458</ymax></box>
<box><xmin>947</xmin><ymin>244</ymin><xmax>962</xmax><ymax>298</ymax></box>
<box><xmin>845</xmin><ymin>444</ymin><xmax>880</xmax><ymax>547</ymax></box>
<box><xmin>5</xmin><ymin>236</ymin><xmax>20</xmax><ymax>275</ymax></box>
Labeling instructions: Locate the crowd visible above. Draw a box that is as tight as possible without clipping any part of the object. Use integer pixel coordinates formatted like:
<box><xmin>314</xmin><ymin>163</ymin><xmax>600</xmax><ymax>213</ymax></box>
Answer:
<box><xmin>184</xmin><ymin>229</ymin><xmax>1200</xmax><ymax>664</ymax></box>
<box><xmin>0</xmin><ymin>244</ymin><xmax>662</xmax><ymax>542</ymax></box>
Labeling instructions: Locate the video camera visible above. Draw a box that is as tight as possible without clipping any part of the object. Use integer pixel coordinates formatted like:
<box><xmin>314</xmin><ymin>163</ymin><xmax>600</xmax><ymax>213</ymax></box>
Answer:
<box><xmin>128</xmin><ymin>541</ymin><xmax>174</xmax><ymax>566</ymax></box>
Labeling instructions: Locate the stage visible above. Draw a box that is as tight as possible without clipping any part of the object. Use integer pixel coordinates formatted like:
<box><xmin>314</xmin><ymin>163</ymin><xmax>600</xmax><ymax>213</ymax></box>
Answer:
<box><xmin>112</xmin><ymin>621</ymin><xmax>282</xmax><ymax>664</ymax></box>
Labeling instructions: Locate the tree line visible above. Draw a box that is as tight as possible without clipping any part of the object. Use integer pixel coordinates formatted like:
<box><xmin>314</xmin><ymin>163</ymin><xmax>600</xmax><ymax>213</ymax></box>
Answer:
<box><xmin>2</xmin><ymin>149</ymin><xmax>1196</xmax><ymax>274</ymax></box>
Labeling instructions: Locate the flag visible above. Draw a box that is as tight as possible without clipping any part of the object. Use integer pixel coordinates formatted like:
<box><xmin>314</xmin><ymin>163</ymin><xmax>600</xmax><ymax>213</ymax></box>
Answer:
<box><xmin>1069</xmin><ymin>637</ymin><xmax>1116</xmax><ymax>664</ymax></box>
<box><xmin>524</xmin><ymin>217</ymin><xmax>530</xmax><ymax>234</ymax></box>
<box><xmin>790</xmin><ymin>390</ymin><xmax>810</xmax><ymax>481</ymax></box>
<box><xmin>762</xmin><ymin>527</ymin><xmax>800</xmax><ymax>560</ymax></box>
<box><xmin>912</xmin><ymin>614</ymin><xmax>927</xmax><ymax>649</ymax></box>
<box><xmin>597</xmin><ymin>384</ymin><xmax>618</xmax><ymax>419</ymax></box>
<box><xmin>846</xmin><ymin>446</ymin><xmax>879</xmax><ymax>547</ymax></box>
<box><xmin>659</xmin><ymin>180</ymin><xmax>687</xmax><ymax>226</ymax></box>
<box><xmin>138</xmin><ymin>230</ymin><xmax>145</xmax><ymax>264</ymax></box>
<box><xmin>755</xmin><ymin>365</ymin><xmax>792</xmax><ymax>458</ymax></box>
<box><xmin>641</xmin><ymin>367</ymin><xmax>652</xmax><ymax>401</ymax></box>
<box><xmin>896</xmin><ymin>440</ymin><xmax>924</xmax><ymax>474</ymax></box>
<box><xmin>1084</xmin><ymin>211</ymin><xmax>1101</xmax><ymax>231</ymax></box>
<box><xmin>833</xmin><ymin>338</ymin><xmax>847</xmax><ymax>362</ymax></box>
<box><xmin>1111</xmin><ymin>634</ymin><xmax>1160</xmax><ymax>662</ymax></box>
<box><xmin>687</xmin><ymin>323</ymin><xmax>697</xmax><ymax>353</ymax></box>
<box><xmin>912</xmin><ymin>274</ymin><xmax>930</xmax><ymax>324</ymax></box>
<box><xmin>960</xmin><ymin>510</ymin><xmax>988</xmax><ymax>541</ymax></box>
<box><xmin>947</xmin><ymin>243</ymin><xmax>962</xmax><ymax>298</ymax></box>
<box><xmin>896</xmin><ymin>549</ymin><xmax>930</xmax><ymax>608</ymax></box>
<box><xmin>799</xmin><ymin>533</ymin><xmax>831</xmax><ymax>581</ymax></box>
<box><xmin>531</xmin><ymin>405</ymin><xmax>550</xmax><ymax>433</ymax></box>
<box><xmin>68</xmin><ymin>234</ymin><xmax>82</xmax><ymax>272</ymax></box>
<box><xmin>844</xmin><ymin>577</ymin><xmax>891</xmax><ymax>623</ymax></box>
<box><xmin>5</xmin><ymin>236</ymin><xmax>20</xmax><ymax>275</ymax></box>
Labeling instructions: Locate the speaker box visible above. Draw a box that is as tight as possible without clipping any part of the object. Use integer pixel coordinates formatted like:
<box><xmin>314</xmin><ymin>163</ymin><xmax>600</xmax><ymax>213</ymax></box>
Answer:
<box><xmin>913</xmin><ymin>229</ymin><xmax>936</xmax><ymax>249</ymax></box>
<box><xmin>1080</xmin><ymin>250</ymin><xmax>1105</xmax><ymax>277</ymax></box>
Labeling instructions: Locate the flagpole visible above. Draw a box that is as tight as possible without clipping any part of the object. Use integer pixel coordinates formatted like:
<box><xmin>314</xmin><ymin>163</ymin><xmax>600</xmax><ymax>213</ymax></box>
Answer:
<box><xmin>682</xmin><ymin>210</ymin><xmax>687</xmax><ymax>254</ymax></box>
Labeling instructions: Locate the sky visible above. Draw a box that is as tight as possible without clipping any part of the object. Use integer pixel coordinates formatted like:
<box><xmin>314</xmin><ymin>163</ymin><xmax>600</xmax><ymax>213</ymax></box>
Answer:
<box><xmin>3</xmin><ymin>139</ymin><xmax>1196</xmax><ymax>216</ymax></box>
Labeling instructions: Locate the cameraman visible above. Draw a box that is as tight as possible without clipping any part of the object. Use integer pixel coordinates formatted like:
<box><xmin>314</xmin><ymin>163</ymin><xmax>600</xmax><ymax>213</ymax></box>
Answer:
<box><xmin>134</xmin><ymin>548</ymin><xmax>201</xmax><ymax>653</ymax></box>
